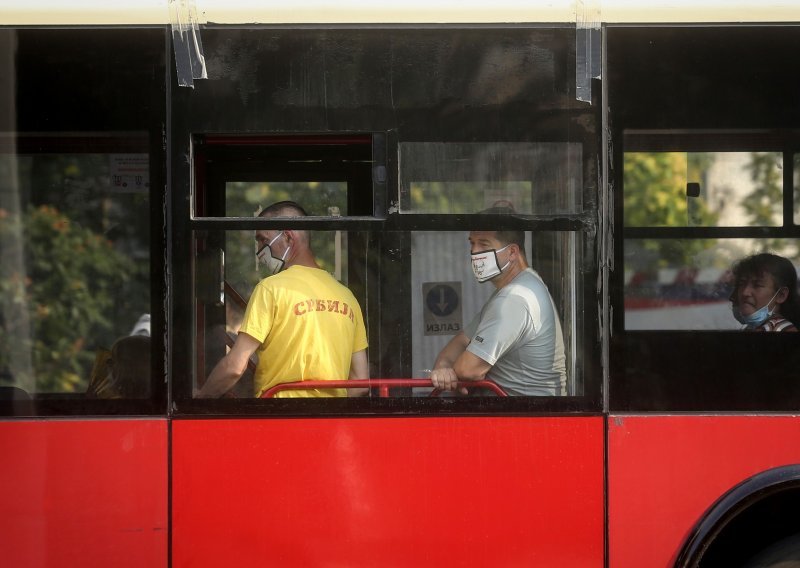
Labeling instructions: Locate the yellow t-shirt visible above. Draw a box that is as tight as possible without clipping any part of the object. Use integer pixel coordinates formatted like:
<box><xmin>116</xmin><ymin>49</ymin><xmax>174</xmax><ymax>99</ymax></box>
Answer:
<box><xmin>239</xmin><ymin>265</ymin><xmax>368</xmax><ymax>398</ymax></box>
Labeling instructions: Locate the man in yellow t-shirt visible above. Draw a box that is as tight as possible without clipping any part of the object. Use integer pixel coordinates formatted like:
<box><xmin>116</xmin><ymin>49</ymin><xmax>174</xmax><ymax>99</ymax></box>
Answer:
<box><xmin>197</xmin><ymin>201</ymin><xmax>369</xmax><ymax>398</ymax></box>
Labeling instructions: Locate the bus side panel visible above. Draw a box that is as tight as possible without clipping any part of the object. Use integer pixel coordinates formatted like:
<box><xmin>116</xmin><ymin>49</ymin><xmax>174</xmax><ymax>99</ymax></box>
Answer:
<box><xmin>173</xmin><ymin>416</ymin><xmax>604</xmax><ymax>567</ymax></box>
<box><xmin>0</xmin><ymin>419</ymin><xmax>168</xmax><ymax>568</ymax></box>
<box><xmin>607</xmin><ymin>415</ymin><xmax>800</xmax><ymax>567</ymax></box>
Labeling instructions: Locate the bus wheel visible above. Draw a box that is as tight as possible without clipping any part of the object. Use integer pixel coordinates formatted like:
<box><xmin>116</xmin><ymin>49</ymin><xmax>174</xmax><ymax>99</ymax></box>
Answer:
<box><xmin>743</xmin><ymin>533</ymin><xmax>800</xmax><ymax>568</ymax></box>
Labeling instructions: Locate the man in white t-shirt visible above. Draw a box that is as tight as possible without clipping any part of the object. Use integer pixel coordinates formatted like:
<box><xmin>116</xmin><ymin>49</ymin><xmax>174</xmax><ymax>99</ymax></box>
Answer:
<box><xmin>430</xmin><ymin>229</ymin><xmax>566</xmax><ymax>396</ymax></box>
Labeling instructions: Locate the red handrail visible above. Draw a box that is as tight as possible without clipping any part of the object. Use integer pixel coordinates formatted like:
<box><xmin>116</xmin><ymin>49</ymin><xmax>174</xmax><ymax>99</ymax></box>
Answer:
<box><xmin>260</xmin><ymin>378</ymin><xmax>507</xmax><ymax>398</ymax></box>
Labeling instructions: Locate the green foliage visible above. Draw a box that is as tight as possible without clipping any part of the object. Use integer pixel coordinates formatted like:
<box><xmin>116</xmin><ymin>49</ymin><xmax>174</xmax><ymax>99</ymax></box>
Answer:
<box><xmin>624</xmin><ymin>152</ymin><xmax>717</xmax><ymax>228</ymax></box>
<box><xmin>741</xmin><ymin>152</ymin><xmax>789</xmax><ymax>254</ymax></box>
<box><xmin>742</xmin><ymin>152</ymin><xmax>782</xmax><ymax>225</ymax></box>
<box><xmin>0</xmin><ymin>206</ymin><xmax>133</xmax><ymax>392</ymax></box>
<box><xmin>407</xmin><ymin>181</ymin><xmax>528</xmax><ymax>214</ymax></box>
<box><xmin>623</xmin><ymin>152</ymin><xmax>719</xmax><ymax>268</ymax></box>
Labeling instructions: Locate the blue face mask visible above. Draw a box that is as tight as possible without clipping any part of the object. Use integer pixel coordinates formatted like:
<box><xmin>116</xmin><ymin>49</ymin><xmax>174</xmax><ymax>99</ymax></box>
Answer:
<box><xmin>732</xmin><ymin>289</ymin><xmax>782</xmax><ymax>329</ymax></box>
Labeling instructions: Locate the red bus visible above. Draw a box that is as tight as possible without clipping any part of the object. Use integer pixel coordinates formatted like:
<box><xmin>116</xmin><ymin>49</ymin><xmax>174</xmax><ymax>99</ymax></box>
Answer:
<box><xmin>1</xmin><ymin>3</ymin><xmax>799</xmax><ymax>566</ymax></box>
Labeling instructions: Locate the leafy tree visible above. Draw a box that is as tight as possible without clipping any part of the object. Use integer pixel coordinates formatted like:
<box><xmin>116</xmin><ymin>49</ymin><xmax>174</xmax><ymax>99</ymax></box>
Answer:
<box><xmin>623</xmin><ymin>152</ymin><xmax>719</xmax><ymax>268</ymax></box>
<box><xmin>741</xmin><ymin>152</ymin><xmax>791</xmax><ymax>255</ymax></box>
<box><xmin>742</xmin><ymin>152</ymin><xmax>782</xmax><ymax>225</ymax></box>
<box><xmin>0</xmin><ymin>205</ymin><xmax>133</xmax><ymax>392</ymax></box>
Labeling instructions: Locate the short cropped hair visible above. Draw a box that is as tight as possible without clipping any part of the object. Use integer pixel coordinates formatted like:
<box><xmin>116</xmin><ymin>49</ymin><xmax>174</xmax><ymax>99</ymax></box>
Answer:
<box><xmin>480</xmin><ymin>204</ymin><xmax>526</xmax><ymax>257</ymax></box>
<box><xmin>495</xmin><ymin>230</ymin><xmax>526</xmax><ymax>257</ymax></box>
<box><xmin>259</xmin><ymin>200</ymin><xmax>308</xmax><ymax>218</ymax></box>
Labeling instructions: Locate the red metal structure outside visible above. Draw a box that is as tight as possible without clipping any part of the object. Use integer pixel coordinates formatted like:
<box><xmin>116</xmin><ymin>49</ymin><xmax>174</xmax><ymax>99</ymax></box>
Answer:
<box><xmin>0</xmin><ymin>420</ymin><xmax>168</xmax><ymax>568</ymax></box>
<box><xmin>172</xmin><ymin>416</ymin><xmax>604</xmax><ymax>567</ymax></box>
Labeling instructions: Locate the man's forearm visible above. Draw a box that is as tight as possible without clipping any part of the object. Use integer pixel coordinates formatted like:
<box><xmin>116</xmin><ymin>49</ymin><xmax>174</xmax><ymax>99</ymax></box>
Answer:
<box><xmin>197</xmin><ymin>356</ymin><xmax>243</xmax><ymax>398</ymax></box>
<box><xmin>347</xmin><ymin>349</ymin><xmax>369</xmax><ymax>397</ymax></box>
<box><xmin>434</xmin><ymin>333</ymin><xmax>469</xmax><ymax>369</ymax></box>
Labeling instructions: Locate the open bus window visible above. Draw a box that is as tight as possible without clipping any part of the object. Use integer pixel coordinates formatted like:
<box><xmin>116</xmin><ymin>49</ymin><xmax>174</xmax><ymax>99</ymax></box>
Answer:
<box><xmin>225</xmin><ymin>181</ymin><xmax>348</xmax><ymax>219</ymax></box>
<box><xmin>191</xmin><ymin>228</ymin><xmax>584</xmax><ymax>400</ymax></box>
<box><xmin>0</xmin><ymin>134</ymin><xmax>153</xmax><ymax>401</ymax></box>
<box><xmin>399</xmin><ymin>142</ymin><xmax>583</xmax><ymax>215</ymax></box>
<box><xmin>193</xmin><ymin>134</ymin><xmax>373</xmax><ymax>219</ymax></box>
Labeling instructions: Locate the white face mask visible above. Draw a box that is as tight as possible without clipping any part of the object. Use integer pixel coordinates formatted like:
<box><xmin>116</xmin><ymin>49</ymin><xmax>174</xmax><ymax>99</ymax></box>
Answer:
<box><xmin>471</xmin><ymin>244</ymin><xmax>510</xmax><ymax>283</ymax></box>
<box><xmin>256</xmin><ymin>232</ymin><xmax>290</xmax><ymax>275</ymax></box>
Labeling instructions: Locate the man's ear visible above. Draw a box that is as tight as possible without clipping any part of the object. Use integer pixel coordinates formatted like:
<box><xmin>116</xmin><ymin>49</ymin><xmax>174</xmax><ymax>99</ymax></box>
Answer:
<box><xmin>776</xmin><ymin>286</ymin><xmax>790</xmax><ymax>304</ymax></box>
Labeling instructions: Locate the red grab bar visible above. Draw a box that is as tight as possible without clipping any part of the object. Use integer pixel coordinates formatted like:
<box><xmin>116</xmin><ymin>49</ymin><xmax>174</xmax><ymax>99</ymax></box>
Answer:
<box><xmin>260</xmin><ymin>379</ymin><xmax>508</xmax><ymax>398</ymax></box>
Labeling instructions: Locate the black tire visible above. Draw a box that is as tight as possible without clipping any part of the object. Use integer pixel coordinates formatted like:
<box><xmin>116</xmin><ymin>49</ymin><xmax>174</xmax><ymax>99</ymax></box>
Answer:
<box><xmin>742</xmin><ymin>533</ymin><xmax>800</xmax><ymax>568</ymax></box>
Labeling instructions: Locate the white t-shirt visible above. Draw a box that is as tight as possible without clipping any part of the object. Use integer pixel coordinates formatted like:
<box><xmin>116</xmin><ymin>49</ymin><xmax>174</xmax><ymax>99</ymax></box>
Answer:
<box><xmin>464</xmin><ymin>268</ymin><xmax>566</xmax><ymax>396</ymax></box>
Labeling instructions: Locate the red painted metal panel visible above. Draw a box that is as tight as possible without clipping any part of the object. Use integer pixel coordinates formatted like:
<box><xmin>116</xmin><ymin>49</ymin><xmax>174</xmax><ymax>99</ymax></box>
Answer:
<box><xmin>0</xmin><ymin>419</ymin><xmax>168</xmax><ymax>568</ymax></box>
<box><xmin>173</xmin><ymin>416</ymin><xmax>604</xmax><ymax>567</ymax></box>
<box><xmin>608</xmin><ymin>415</ymin><xmax>800</xmax><ymax>568</ymax></box>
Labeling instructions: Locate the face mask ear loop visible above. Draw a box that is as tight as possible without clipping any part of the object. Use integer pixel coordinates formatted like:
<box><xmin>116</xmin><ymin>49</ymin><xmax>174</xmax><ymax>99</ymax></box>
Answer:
<box><xmin>268</xmin><ymin>232</ymin><xmax>284</xmax><ymax>248</ymax></box>
<box><xmin>767</xmin><ymin>287</ymin><xmax>786</xmax><ymax>314</ymax></box>
<box><xmin>497</xmin><ymin>244</ymin><xmax>512</xmax><ymax>274</ymax></box>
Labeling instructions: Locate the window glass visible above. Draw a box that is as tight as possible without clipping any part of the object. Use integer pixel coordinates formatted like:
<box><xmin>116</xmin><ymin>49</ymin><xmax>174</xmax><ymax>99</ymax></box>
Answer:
<box><xmin>399</xmin><ymin>142</ymin><xmax>583</xmax><ymax>214</ymax></box>
<box><xmin>0</xmin><ymin>137</ymin><xmax>151</xmax><ymax>399</ymax></box>
<box><xmin>624</xmin><ymin>151</ymin><xmax>783</xmax><ymax>227</ymax></box>
<box><xmin>192</xmin><ymin>229</ymin><xmax>580</xmax><ymax>399</ymax></box>
<box><xmin>624</xmin><ymin>239</ymin><xmax>799</xmax><ymax>331</ymax></box>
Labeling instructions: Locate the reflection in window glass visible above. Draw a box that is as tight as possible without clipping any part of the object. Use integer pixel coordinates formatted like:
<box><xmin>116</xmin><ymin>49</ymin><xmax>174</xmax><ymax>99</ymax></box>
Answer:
<box><xmin>624</xmin><ymin>151</ymin><xmax>783</xmax><ymax>227</ymax></box>
<box><xmin>624</xmin><ymin>238</ymin><xmax>800</xmax><ymax>330</ymax></box>
<box><xmin>399</xmin><ymin>142</ymin><xmax>583</xmax><ymax>214</ymax></box>
<box><xmin>0</xmin><ymin>144</ymin><xmax>150</xmax><ymax>397</ymax></box>
<box><xmin>794</xmin><ymin>154</ymin><xmax>800</xmax><ymax>226</ymax></box>
<box><xmin>194</xmin><ymin>229</ymin><xmax>580</xmax><ymax>398</ymax></box>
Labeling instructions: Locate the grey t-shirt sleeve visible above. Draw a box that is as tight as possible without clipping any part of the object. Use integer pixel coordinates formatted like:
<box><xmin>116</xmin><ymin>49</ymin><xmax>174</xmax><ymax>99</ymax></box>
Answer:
<box><xmin>466</xmin><ymin>293</ymin><xmax>537</xmax><ymax>365</ymax></box>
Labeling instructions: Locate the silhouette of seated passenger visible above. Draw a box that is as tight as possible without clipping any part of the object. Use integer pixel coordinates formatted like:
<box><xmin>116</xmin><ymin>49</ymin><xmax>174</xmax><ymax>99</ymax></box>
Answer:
<box><xmin>87</xmin><ymin>335</ymin><xmax>151</xmax><ymax>399</ymax></box>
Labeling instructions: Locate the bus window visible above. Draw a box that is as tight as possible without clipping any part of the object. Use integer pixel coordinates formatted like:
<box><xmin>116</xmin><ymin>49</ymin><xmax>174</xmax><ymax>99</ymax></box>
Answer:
<box><xmin>173</xmin><ymin>25</ymin><xmax>601</xmax><ymax>412</ymax></box>
<box><xmin>0</xmin><ymin>28</ymin><xmax>165</xmax><ymax>415</ymax></box>
<box><xmin>622</xmin><ymin>132</ymin><xmax>798</xmax><ymax>331</ymax></box>
<box><xmin>193</xmin><ymin>134</ymin><xmax>373</xmax><ymax>219</ymax></box>
<box><xmin>0</xmin><ymin>135</ymin><xmax>153</xmax><ymax>401</ymax></box>
<box><xmin>613</xmin><ymin>129</ymin><xmax>800</xmax><ymax>410</ymax></box>
<box><xmin>190</xmin><ymin>223</ymin><xmax>587</xmax><ymax>402</ymax></box>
